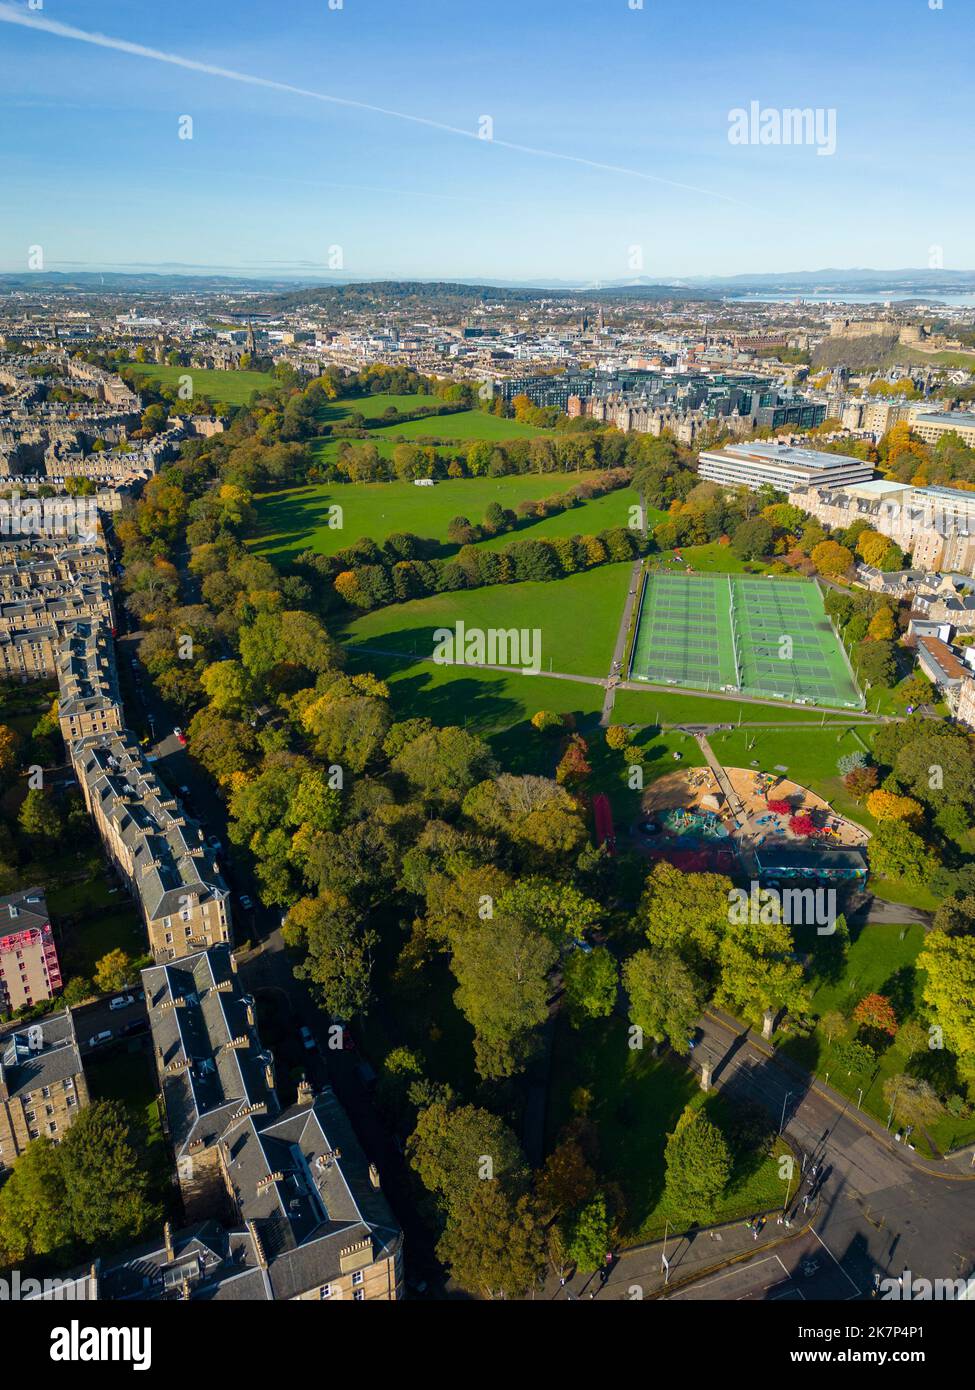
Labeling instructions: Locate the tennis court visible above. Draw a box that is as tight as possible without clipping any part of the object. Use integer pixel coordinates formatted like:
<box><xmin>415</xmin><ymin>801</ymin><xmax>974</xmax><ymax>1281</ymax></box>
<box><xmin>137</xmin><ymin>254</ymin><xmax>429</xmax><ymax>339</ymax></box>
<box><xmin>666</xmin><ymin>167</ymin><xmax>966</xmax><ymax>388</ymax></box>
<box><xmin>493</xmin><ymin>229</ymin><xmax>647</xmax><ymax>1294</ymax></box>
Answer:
<box><xmin>629</xmin><ymin>573</ymin><xmax>863</xmax><ymax>708</ymax></box>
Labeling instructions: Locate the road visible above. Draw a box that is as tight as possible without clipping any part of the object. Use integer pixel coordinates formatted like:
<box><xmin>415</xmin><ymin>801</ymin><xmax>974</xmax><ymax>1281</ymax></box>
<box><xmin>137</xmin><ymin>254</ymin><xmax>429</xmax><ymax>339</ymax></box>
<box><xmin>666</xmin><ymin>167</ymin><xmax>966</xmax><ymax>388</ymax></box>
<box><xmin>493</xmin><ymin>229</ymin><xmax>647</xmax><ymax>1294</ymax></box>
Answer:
<box><xmin>677</xmin><ymin>1011</ymin><xmax>975</xmax><ymax>1298</ymax></box>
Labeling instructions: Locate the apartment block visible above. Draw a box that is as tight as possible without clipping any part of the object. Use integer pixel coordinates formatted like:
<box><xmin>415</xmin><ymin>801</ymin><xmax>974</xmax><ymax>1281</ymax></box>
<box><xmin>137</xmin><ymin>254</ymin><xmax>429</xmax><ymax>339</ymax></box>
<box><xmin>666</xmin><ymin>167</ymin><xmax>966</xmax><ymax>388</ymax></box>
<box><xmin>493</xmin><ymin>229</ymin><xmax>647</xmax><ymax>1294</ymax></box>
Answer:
<box><xmin>0</xmin><ymin>1010</ymin><xmax>88</xmax><ymax>1168</ymax></box>
<box><xmin>72</xmin><ymin>729</ymin><xmax>232</xmax><ymax>961</ymax></box>
<box><xmin>0</xmin><ymin>888</ymin><xmax>63</xmax><ymax>1017</ymax></box>
<box><xmin>56</xmin><ymin>620</ymin><xmax>123</xmax><ymax>743</ymax></box>
<box><xmin>144</xmin><ymin>945</ymin><xmax>275</xmax><ymax>1218</ymax></box>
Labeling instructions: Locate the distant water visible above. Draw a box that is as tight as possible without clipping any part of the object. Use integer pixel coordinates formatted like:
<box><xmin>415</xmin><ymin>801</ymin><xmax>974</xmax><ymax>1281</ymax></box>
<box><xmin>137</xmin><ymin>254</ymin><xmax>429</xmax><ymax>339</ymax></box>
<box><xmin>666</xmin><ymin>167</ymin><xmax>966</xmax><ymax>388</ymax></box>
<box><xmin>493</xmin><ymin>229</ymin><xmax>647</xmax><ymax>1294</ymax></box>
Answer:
<box><xmin>725</xmin><ymin>291</ymin><xmax>975</xmax><ymax>307</ymax></box>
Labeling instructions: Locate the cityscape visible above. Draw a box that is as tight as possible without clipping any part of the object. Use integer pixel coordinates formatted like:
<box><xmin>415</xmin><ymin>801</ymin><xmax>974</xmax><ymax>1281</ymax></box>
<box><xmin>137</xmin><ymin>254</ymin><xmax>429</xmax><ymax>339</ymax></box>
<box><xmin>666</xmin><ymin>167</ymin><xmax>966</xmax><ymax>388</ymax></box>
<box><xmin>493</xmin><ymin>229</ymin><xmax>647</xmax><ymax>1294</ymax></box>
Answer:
<box><xmin>0</xmin><ymin>0</ymin><xmax>973</xmax><ymax>1364</ymax></box>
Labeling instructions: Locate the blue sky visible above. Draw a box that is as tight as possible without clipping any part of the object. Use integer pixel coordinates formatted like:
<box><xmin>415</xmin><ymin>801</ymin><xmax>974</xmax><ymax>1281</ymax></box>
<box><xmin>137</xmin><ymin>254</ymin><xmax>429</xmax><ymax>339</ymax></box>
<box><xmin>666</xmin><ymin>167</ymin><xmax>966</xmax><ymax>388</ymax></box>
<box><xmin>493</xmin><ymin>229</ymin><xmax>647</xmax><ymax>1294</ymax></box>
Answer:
<box><xmin>0</xmin><ymin>0</ymin><xmax>971</xmax><ymax>281</ymax></box>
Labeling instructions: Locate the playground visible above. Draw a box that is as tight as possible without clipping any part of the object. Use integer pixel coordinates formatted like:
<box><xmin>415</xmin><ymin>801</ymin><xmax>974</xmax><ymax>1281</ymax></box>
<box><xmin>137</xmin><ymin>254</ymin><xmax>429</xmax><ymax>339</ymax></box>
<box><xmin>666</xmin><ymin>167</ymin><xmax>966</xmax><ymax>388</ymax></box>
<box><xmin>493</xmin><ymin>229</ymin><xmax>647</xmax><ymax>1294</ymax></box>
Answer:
<box><xmin>637</xmin><ymin>764</ymin><xmax>868</xmax><ymax>859</ymax></box>
<box><xmin>629</xmin><ymin>572</ymin><xmax>864</xmax><ymax>709</ymax></box>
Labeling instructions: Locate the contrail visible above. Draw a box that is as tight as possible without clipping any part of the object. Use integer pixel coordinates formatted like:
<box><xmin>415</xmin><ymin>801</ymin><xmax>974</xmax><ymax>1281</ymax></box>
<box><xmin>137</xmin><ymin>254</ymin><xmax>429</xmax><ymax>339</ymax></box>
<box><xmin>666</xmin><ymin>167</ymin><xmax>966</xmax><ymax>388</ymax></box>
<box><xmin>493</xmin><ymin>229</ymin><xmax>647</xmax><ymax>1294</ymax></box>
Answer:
<box><xmin>0</xmin><ymin>2</ymin><xmax>744</xmax><ymax>205</ymax></box>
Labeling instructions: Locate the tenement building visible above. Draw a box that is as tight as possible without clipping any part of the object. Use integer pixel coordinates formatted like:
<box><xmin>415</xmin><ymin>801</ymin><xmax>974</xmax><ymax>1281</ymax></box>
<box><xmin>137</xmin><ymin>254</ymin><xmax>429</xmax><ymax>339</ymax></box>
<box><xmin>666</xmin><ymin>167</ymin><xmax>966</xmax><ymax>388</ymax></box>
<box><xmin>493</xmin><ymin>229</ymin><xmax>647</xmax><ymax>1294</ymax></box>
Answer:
<box><xmin>72</xmin><ymin>729</ymin><xmax>232</xmax><ymax>961</ymax></box>
<box><xmin>0</xmin><ymin>1009</ymin><xmax>88</xmax><ymax>1168</ymax></box>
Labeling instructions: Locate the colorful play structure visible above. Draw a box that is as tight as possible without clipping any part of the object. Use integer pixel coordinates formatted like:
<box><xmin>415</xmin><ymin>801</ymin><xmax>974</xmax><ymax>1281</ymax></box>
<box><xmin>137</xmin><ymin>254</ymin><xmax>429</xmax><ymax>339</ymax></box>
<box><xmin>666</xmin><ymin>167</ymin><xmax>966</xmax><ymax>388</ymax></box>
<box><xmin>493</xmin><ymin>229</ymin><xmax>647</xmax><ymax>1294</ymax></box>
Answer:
<box><xmin>662</xmin><ymin>806</ymin><xmax>732</xmax><ymax>840</ymax></box>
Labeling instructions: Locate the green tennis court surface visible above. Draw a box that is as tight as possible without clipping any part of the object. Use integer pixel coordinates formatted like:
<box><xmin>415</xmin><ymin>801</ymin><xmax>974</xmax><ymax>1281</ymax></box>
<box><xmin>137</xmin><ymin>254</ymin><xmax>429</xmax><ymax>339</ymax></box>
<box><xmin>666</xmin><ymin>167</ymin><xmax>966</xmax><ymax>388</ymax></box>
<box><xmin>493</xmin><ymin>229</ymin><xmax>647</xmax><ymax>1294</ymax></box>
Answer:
<box><xmin>629</xmin><ymin>573</ymin><xmax>863</xmax><ymax>709</ymax></box>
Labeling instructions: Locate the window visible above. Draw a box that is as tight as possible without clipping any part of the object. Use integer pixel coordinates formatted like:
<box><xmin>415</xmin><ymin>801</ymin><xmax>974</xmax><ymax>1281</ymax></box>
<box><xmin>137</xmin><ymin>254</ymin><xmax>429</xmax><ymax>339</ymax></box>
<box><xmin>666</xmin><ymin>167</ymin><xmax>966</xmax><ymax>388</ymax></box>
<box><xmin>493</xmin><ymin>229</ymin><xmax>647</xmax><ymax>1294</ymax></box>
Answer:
<box><xmin>354</xmin><ymin>1289</ymin><xmax>365</xmax><ymax>1301</ymax></box>
<box><xmin>319</xmin><ymin>1284</ymin><xmax>331</xmax><ymax>1299</ymax></box>
<box><xmin>351</xmin><ymin>1271</ymin><xmax>364</xmax><ymax>1287</ymax></box>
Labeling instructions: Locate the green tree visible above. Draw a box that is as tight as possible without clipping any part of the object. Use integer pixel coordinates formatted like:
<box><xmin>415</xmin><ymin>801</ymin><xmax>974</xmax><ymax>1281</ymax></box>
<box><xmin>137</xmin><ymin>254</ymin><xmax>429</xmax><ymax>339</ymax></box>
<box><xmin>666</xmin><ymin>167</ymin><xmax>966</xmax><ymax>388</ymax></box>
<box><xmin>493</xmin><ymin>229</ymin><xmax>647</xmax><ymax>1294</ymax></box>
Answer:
<box><xmin>623</xmin><ymin>948</ymin><xmax>707</xmax><ymax>1054</ymax></box>
<box><xmin>407</xmin><ymin>1102</ymin><xmax>526</xmax><ymax>1220</ymax></box>
<box><xmin>18</xmin><ymin>788</ymin><xmax>61</xmax><ymax>842</ymax></box>
<box><xmin>451</xmin><ymin>915</ymin><xmax>557</xmax><ymax>1080</ymax></box>
<box><xmin>563</xmin><ymin>1192</ymin><xmax>610</xmax><ymax>1273</ymax></box>
<box><xmin>663</xmin><ymin>1106</ymin><xmax>732</xmax><ymax>1223</ymax></box>
<box><xmin>60</xmin><ymin>1101</ymin><xmax>158</xmax><ymax>1249</ymax></box>
<box><xmin>563</xmin><ymin>947</ymin><xmax>618</xmax><ymax>1026</ymax></box>
<box><xmin>437</xmin><ymin>1186</ymin><xmax>546</xmax><ymax>1299</ymax></box>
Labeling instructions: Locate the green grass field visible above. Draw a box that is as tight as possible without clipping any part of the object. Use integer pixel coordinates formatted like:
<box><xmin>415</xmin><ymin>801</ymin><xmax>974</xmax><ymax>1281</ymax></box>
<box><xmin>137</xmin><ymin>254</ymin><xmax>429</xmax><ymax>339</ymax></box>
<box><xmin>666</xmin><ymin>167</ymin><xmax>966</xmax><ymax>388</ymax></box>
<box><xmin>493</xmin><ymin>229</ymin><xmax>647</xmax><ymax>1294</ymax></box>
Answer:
<box><xmin>779</xmin><ymin>922</ymin><xmax>975</xmax><ymax>1156</ymax></box>
<box><xmin>546</xmin><ymin>1015</ymin><xmax>794</xmax><ymax>1241</ymax></box>
<box><xmin>250</xmin><ymin>472</ymin><xmax>624</xmax><ymax>560</ymax></box>
<box><xmin>341</xmin><ymin>562</ymin><xmax>632</xmax><ymax>679</ymax></box>
<box><xmin>630</xmin><ymin>573</ymin><xmax>863</xmax><ymax>709</ymax></box>
<box><xmin>365</xmin><ymin>408</ymin><xmax>551</xmax><ymax>442</ymax></box>
<box><xmin>612</xmin><ymin>687</ymin><xmax>867</xmax><ymax>728</ymax></box>
<box><xmin>127</xmin><ymin>364</ymin><xmax>278</xmax><ymax>406</ymax></box>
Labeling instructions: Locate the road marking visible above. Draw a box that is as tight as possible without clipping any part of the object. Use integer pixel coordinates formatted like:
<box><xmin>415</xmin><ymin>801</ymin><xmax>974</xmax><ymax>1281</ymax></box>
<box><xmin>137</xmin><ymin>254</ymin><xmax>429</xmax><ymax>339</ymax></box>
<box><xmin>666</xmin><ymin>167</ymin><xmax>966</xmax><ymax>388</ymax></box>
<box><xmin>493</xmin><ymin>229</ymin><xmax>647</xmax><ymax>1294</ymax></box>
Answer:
<box><xmin>811</xmin><ymin>1226</ymin><xmax>861</xmax><ymax>1294</ymax></box>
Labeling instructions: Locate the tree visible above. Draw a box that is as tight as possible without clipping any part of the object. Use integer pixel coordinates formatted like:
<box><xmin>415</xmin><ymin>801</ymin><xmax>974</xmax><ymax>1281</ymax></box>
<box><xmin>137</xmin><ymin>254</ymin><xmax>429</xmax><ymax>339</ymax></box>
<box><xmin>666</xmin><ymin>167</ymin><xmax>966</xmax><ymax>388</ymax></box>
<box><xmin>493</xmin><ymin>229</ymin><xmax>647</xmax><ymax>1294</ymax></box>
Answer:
<box><xmin>563</xmin><ymin>1192</ymin><xmax>610</xmax><ymax>1273</ymax></box>
<box><xmin>451</xmin><ymin>915</ymin><xmax>557</xmax><ymax>1079</ymax></box>
<box><xmin>623</xmin><ymin>948</ymin><xmax>707</xmax><ymax>1053</ymax></box>
<box><xmin>407</xmin><ymin>1102</ymin><xmax>526</xmax><ymax>1220</ymax></box>
<box><xmin>604</xmin><ymin>725</ymin><xmax>629</xmax><ymax>751</ymax></box>
<box><xmin>917</xmin><ymin>931</ymin><xmax>975</xmax><ymax>1069</ymax></box>
<box><xmin>820</xmin><ymin>1010</ymin><xmax>849</xmax><ymax>1045</ymax></box>
<box><xmin>200</xmin><ymin>659</ymin><xmax>255</xmax><ymax>714</ymax></box>
<box><xmin>811</xmin><ymin>539</ymin><xmax>853</xmax><ymax>576</ymax></box>
<box><xmin>731</xmin><ymin>517</ymin><xmax>774</xmax><ymax>561</ymax></box>
<box><xmin>94</xmin><ymin>949</ymin><xmax>135</xmax><ymax>995</ymax></box>
<box><xmin>844</xmin><ymin>765</ymin><xmax>879</xmax><ymax>800</ymax></box>
<box><xmin>535</xmin><ymin>1138</ymin><xmax>597</xmax><ymax>1220</ymax></box>
<box><xmin>0</xmin><ymin>723</ymin><xmax>19</xmax><ymax>777</ymax></box>
<box><xmin>437</xmin><ymin>1186</ymin><xmax>545</xmax><ymax>1299</ymax></box>
<box><xmin>788</xmin><ymin>812</ymin><xmax>815</xmax><ymax>837</ymax></box>
<box><xmin>555</xmin><ymin>734</ymin><xmax>592</xmax><ymax>789</ymax></box>
<box><xmin>0</xmin><ymin>1137</ymin><xmax>71</xmax><ymax>1262</ymax></box>
<box><xmin>663</xmin><ymin>1105</ymin><xmax>731</xmax><ymax>1223</ymax></box>
<box><xmin>882</xmin><ymin>1075</ymin><xmax>944</xmax><ymax>1129</ymax></box>
<box><xmin>639</xmin><ymin>861</ymin><xmax>732</xmax><ymax>975</ymax></box>
<box><xmin>18</xmin><ymin>788</ymin><xmax>61</xmax><ymax>842</ymax></box>
<box><xmin>59</xmin><ymin>1101</ymin><xmax>158</xmax><ymax>1249</ymax></box>
<box><xmin>283</xmin><ymin>894</ymin><xmax>377</xmax><ymax>1019</ymax></box>
<box><xmin>391</xmin><ymin>726</ymin><xmax>496</xmax><ymax>808</ymax></box>
<box><xmin>866</xmin><ymin>789</ymin><xmax>922</xmax><ymax>825</ymax></box>
<box><xmin>563</xmin><ymin>947</ymin><xmax>618</xmax><ymax>1026</ymax></box>
<box><xmin>852</xmin><ymin>993</ymin><xmax>899</xmax><ymax>1037</ymax></box>
<box><xmin>869</xmin><ymin>820</ymin><xmax>939</xmax><ymax>885</ymax></box>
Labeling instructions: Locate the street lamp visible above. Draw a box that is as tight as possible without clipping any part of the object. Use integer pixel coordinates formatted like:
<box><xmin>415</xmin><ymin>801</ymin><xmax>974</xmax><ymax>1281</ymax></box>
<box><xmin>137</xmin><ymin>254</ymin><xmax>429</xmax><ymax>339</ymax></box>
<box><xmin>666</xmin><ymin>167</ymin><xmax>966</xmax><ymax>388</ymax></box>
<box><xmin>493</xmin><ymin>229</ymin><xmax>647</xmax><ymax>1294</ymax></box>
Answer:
<box><xmin>779</xmin><ymin>1090</ymin><xmax>793</xmax><ymax>1135</ymax></box>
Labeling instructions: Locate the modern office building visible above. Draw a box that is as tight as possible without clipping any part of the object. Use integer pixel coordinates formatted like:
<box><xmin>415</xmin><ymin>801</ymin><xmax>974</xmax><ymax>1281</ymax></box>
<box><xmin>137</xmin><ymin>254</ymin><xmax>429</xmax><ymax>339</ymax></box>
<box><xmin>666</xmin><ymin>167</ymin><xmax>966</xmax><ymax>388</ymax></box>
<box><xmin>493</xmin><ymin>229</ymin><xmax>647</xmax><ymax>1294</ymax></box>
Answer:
<box><xmin>698</xmin><ymin>441</ymin><xmax>875</xmax><ymax>493</ymax></box>
<box><xmin>910</xmin><ymin>412</ymin><xmax>975</xmax><ymax>447</ymax></box>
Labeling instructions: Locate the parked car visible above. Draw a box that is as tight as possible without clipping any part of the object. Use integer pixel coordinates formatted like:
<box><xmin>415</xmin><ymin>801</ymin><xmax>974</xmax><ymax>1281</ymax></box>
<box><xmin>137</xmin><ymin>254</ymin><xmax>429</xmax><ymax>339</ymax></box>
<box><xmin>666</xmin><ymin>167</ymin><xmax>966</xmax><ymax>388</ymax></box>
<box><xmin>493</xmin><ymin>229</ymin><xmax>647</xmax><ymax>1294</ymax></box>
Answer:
<box><xmin>206</xmin><ymin>835</ymin><xmax>222</xmax><ymax>852</ymax></box>
<box><xmin>173</xmin><ymin>727</ymin><xmax>187</xmax><ymax>746</ymax></box>
<box><xmin>299</xmin><ymin>1026</ymin><xmax>317</xmax><ymax>1052</ymax></box>
<box><xmin>86</xmin><ymin>1030</ymin><xmax>113</xmax><ymax>1049</ymax></box>
<box><xmin>109</xmin><ymin>994</ymin><xmax>135</xmax><ymax>1011</ymax></box>
<box><xmin>238</xmin><ymin>894</ymin><xmax>253</xmax><ymax>912</ymax></box>
<box><xmin>120</xmin><ymin>1019</ymin><xmax>148</xmax><ymax>1038</ymax></box>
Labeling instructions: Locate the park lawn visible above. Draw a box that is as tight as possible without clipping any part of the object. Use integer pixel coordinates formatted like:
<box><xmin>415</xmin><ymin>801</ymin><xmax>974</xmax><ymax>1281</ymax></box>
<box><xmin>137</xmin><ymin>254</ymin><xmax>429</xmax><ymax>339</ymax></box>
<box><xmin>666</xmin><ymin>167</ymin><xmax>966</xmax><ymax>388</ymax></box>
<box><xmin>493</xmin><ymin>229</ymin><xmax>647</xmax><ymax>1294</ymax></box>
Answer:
<box><xmin>126</xmin><ymin>364</ymin><xmax>277</xmax><ymax>406</ymax></box>
<box><xmin>546</xmin><ymin>1015</ymin><xmax>793</xmax><ymax>1242</ymax></box>
<box><xmin>340</xmin><ymin>562</ymin><xmax>633</xmax><ymax>679</ymax></box>
<box><xmin>347</xmin><ymin>649</ymin><xmax>606</xmax><ymax>770</ymax></box>
<box><xmin>370</xmin><ymin>409</ymin><xmax>551</xmax><ymax>442</ymax></box>
<box><xmin>612</xmin><ymin>686</ymin><xmax>858</xmax><ymax>728</ymax></box>
<box><xmin>586</xmin><ymin>729</ymin><xmax>708</xmax><ymax>833</ymax></box>
<box><xmin>645</xmin><ymin>543</ymin><xmax>777</xmax><ymax>577</ymax></box>
<box><xmin>250</xmin><ymin>471</ymin><xmax>612</xmax><ymax>560</ymax></box>
<box><xmin>706</xmin><ymin>725</ymin><xmax>875</xmax><ymax>823</ymax></box>
<box><xmin>316</xmin><ymin>393</ymin><xmax>447</xmax><ymax>424</ymax></box>
<box><xmin>778</xmin><ymin>923</ymin><xmax>975</xmax><ymax>1156</ymax></box>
